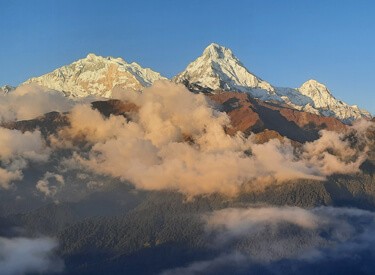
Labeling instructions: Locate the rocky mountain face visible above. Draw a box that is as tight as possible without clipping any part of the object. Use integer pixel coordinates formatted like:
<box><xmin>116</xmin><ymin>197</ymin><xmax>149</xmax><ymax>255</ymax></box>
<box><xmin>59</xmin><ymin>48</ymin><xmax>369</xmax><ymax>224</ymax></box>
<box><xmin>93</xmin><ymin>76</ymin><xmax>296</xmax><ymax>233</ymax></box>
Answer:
<box><xmin>209</xmin><ymin>92</ymin><xmax>346</xmax><ymax>143</ymax></box>
<box><xmin>3</xmin><ymin>93</ymin><xmax>346</xmax><ymax>145</ymax></box>
<box><xmin>23</xmin><ymin>53</ymin><xmax>166</xmax><ymax>98</ymax></box>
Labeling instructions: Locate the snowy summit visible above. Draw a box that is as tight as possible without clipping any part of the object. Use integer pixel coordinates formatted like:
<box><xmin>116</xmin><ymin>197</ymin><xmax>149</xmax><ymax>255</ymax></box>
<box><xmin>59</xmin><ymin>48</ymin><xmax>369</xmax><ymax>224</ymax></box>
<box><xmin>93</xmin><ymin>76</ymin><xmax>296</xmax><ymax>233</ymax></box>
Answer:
<box><xmin>173</xmin><ymin>43</ymin><xmax>274</xmax><ymax>94</ymax></box>
<box><xmin>24</xmin><ymin>53</ymin><xmax>166</xmax><ymax>98</ymax></box>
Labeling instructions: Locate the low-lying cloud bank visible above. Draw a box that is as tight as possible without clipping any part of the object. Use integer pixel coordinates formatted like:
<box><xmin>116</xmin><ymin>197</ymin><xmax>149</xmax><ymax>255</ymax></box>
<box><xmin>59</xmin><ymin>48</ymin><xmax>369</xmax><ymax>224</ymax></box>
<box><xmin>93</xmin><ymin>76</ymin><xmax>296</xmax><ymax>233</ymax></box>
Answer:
<box><xmin>36</xmin><ymin>172</ymin><xmax>65</xmax><ymax>198</ymax></box>
<box><xmin>0</xmin><ymin>127</ymin><xmax>50</xmax><ymax>189</ymax></box>
<box><xmin>162</xmin><ymin>206</ymin><xmax>375</xmax><ymax>274</ymax></box>
<box><xmin>0</xmin><ymin>237</ymin><xmax>63</xmax><ymax>275</ymax></box>
<box><xmin>0</xmin><ymin>84</ymin><xmax>74</xmax><ymax>122</ymax></box>
<box><xmin>0</xmin><ymin>81</ymin><xmax>373</xmax><ymax>197</ymax></box>
<box><xmin>56</xmin><ymin>81</ymin><xmax>372</xmax><ymax>196</ymax></box>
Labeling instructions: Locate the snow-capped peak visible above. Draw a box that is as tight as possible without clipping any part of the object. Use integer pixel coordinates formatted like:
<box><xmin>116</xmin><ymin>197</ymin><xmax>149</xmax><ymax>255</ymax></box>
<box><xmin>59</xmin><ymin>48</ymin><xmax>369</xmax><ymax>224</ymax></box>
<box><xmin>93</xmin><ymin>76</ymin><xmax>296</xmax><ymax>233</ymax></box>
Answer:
<box><xmin>84</xmin><ymin>53</ymin><xmax>125</xmax><ymax>63</ymax></box>
<box><xmin>86</xmin><ymin>53</ymin><xmax>98</xmax><ymax>59</ymax></box>
<box><xmin>173</xmin><ymin>43</ymin><xmax>275</xmax><ymax>97</ymax></box>
<box><xmin>299</xmin><ymin>79</ymin><xmax>333</xmax><ymax>98</ymax></box>
<box><xmin>202</xmin><ymin>43</ymin><xmax>236</xmax><ymax>60</ymax></box>
<box><xmin>296</xmin><ymin>79</ymin><xmax>371</xmax><ymax>122</ymax></box>
<box><xmin>23</xmin><ymin>53</ymin><xmax>166</xmax><ymax>98</ymax></box>
<box><xmin>298</xmin><ymin>79</ymin><xmax>343</xmax><ymax>111</ymax></box>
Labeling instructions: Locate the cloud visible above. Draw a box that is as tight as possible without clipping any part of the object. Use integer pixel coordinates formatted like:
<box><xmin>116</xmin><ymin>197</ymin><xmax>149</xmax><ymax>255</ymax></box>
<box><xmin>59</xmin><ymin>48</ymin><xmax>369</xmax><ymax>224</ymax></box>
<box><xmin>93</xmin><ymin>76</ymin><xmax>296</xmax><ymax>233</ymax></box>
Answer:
<box><xmin>113</xmin><ymin>81</ymin><xmax>233</xmax><ymax>149</ymax></box>
<box><xmin>204</xmin><ymin>206</ymin><xmax>327</xmax><ymax>262</ymax></box>
<box><xmin>302</xmin><ymin>129</ymin><xmax>366</xmax><ymax>175</ymax></box>
<box><xmin>36</xmin><ymin>172</ymin><xmax>65</xmax><ymax>198</ymax></box>
<box><xmin>55</xmin><ymin>81</ymin><xmax>371</xmax><ymax>197</ymax></box>
<box><xmin>0</xmin><ymin>82</ymin><xmax>370</xmax><ymax>194</ymax></box>
<box><xmin>205</xmin><ymin>207</ymin><xmax>320</xmax><ymax>236</ymax></box>
<box><xmin>0</xmin><ymin>169</ymin><xmax>23</xmax><ymax>189</ymax></box>
<box><xmin>161</xmin><ymin>252</ymin><xmax>247</xmax><ymax>275</ymax></box>
<box><xmin>0</xmin><ymin>237</ymin><xmax>63</xmax><ymax>275</ymax></box>
<box><xmin>6</xmin><ymin>81</ymin><xmax>363</xmax><ymax>197</ymax></box>
<box><xmin>161</xmin><ymin>206</ymin><xmax>375</xmax><ymax>274</ymax></box>
<box><xmin>0</xmin><ymin>127</ymin><xmax>50</xmax><ymax>189</ymax></box>
<box><xmin>0</xmin><ymin>81</ymin><xmax>372</xmax><ymax>274</ymax></box>
<box><xmin>0</xmin><ymin>84</ymin><xmax>75</xmax><ymax>122</ymax></box>
<box><xmin>205</xmin><ymin>206</ymin><xmax>375</xmax><ymax>260</ymax></box>
<box><xmin>352</xmin><ymin>118</ymin><xmax>375</xmax><ymax>133</ymax></box>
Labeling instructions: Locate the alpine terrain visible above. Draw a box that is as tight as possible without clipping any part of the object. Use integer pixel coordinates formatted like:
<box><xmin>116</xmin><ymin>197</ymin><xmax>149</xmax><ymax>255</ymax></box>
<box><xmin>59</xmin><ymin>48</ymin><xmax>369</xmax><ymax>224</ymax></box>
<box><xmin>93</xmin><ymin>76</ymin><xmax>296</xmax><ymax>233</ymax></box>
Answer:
<box><xmin>0</xmin><ymin>43</ymin><xmax>374</xmax><ymax>275</ymax></box>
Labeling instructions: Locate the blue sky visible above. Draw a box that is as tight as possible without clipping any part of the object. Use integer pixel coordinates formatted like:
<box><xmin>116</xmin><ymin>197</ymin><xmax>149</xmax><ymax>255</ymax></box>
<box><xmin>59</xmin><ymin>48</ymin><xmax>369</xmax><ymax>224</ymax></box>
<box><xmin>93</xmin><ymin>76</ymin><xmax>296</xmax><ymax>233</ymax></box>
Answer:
<box><xmin>1</xmin><ymin>0</ymin><xmax>374</xmax><ymax>113</ymax></box>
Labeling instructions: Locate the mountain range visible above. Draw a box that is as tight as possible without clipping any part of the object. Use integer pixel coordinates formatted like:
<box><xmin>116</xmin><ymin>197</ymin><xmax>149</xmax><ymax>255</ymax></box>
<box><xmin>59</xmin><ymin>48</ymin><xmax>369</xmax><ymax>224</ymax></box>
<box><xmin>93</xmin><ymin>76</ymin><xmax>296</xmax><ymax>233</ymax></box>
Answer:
<box><xmin>6</xmin><ymin>43</ymin><xmax>370</xmax><ymax>124</ymax></box>
<box><xmin>1</xmin><ymin>44</ymin><xmax>375</xmax><ymax>275</ymax></box>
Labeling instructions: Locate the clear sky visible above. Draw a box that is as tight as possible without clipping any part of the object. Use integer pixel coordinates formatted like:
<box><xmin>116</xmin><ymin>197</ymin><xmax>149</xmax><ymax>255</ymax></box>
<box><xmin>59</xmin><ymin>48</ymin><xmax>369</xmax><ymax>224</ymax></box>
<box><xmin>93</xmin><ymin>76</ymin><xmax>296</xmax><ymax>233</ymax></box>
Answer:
<box><xmin>1</xmin><ymin>0</ymin><xmax>374</xmax><ymax>114</ymax></box>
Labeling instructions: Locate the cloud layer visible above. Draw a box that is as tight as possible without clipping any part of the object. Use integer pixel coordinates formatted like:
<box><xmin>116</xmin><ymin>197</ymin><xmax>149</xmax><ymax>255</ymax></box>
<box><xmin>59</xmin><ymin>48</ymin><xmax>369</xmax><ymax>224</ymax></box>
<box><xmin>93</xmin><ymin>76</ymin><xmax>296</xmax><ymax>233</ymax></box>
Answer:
<box><xmin>0</xmin><ymin>81</ymin><xmax>372</xmax><ymax>197</ymax></box>
<box><xmin>0</xmin><ymin>127</ymin><xmax>50</xmax><ymax>189</ymax></box>
<box><xmin>36</xmin><ymin>172</ymin><xmax>65</xmax><ymax>198</ymax></box>
<box><xmin>56</xmin><ymin>81</ymin><xmax>370</xmax><ymax>196</ymax></box>
<box><xmin>162</xmin><ymin>206</ymin><xmax>375</xmax><ymax>274</ymax></box>
<box><xmin>0</xmin><ymin>237</ymin><xmax>63</xmax><ymax>275</ymax></box>
<box><xmin>0</xmin><ymin>84</ymin><xmax>74</xmax><ymax>122</ymax></box>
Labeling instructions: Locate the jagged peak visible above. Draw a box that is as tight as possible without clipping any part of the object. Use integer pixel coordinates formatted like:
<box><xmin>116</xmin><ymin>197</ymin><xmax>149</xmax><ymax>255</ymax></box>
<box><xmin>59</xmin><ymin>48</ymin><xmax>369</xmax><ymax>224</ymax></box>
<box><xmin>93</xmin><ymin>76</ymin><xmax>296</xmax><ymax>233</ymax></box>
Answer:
<box><xmin>86</xmin><ymin>53</ymin><xmax>99</xmax><ymax>59</ymax></box>
<box><xmin>203</xmin><ymin>42</ymin><xmax>224</xmax><ymax>52</ymax></box>
<box><xmin>300</xmin><ymin>79</ymin><xmax>328</xmax><ymax>89</ymax></box>
<box><xmin>202</xmin><ymin>43</ymin><xmax>236</xmax><ymax>60</ymax></box>
<box><xmin>174</xmin><ymin>43</ymin><xmax>274</xmax><ymax>94</ymax></box>
<box><xmin>299</xmin><ymin>79</ymin><xmax>332</xmax><ymax>96</ymax></box>
<box><xmin>130</xmin><ymin>61</ymin><xmax>146</xmax><ymax>69</ymax></box>
<box><xmin>83</xmin><ymin>53</ymin><xmax>127</xmax><ymax>64</ymax></box>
